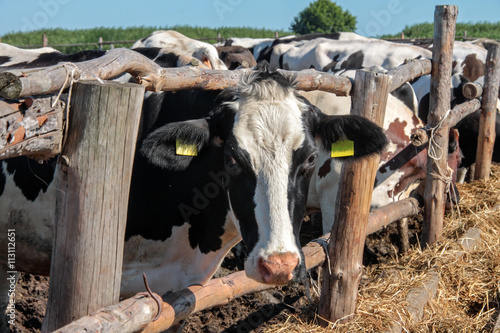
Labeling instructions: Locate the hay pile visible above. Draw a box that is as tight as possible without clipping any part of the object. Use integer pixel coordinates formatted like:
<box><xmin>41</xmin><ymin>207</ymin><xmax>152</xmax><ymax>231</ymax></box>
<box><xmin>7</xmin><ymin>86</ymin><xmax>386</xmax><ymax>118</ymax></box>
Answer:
<box><xmin>265</xmin><ymin>164</ymin><xmax>500</xmax><ymax>333</ymax></box>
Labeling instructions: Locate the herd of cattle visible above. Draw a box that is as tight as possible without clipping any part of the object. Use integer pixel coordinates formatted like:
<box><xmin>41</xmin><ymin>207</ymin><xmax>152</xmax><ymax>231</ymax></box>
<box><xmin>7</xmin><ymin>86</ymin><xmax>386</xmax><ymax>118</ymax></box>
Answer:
<box><xmin>0</xmin><ymin>30</ymin><xmax>498</xmax><ymax>327</ymax></box>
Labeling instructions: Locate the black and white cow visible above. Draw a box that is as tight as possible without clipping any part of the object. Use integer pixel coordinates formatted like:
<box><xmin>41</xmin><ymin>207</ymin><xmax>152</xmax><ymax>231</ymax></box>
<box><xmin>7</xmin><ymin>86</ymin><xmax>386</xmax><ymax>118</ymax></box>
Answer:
<box><xmin>412</xmin><ymin>73</ymin><xmax>500</xmax><ymax>170</ymax></box>
<box><xmin>216</xmin><ymin>45</ymin><xmax>257</xmax><ymax>70</ymax></box>
<box><xmin>277</xmin><ymin>38</ymin><xmax>432</xmax><ymax>73</ymax></box>
<box><xmin>0</xmin><ymin>43</ymin><xmax>60</xmax><ymax>67</ymax></box>
<box><xmin>0</xmin><ymin>44</ymin><xmax>206</xmax><ymax>71</ymax></box>
<box><xmin>0</xmin><ymin>71</ymin><xmax>387</xmax><ymax>302</ymax></box>
<box><xmin>255</xmin><ymin>32</ymin><xmax>370</xmax><ymax>64</ymax></box>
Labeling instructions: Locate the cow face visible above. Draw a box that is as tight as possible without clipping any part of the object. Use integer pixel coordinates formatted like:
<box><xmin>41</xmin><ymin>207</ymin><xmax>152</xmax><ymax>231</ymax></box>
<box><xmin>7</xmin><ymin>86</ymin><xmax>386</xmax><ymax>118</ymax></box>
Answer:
<box><xmin>140</xmin><ymin>70</ymin><xmax>387</xmax><ymax>285</ymax></box>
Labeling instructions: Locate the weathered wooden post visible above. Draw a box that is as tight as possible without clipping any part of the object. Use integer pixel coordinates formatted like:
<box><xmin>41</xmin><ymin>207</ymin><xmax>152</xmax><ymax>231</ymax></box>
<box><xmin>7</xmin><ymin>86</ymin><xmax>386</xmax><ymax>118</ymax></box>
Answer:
<box><xmin>41</xmin><ymin>80</ymin><xmax>145</xmax><ymax>332</ymax></box>
<box><xmin>474</xmin><ymin>41</ymin><xmax>500</xmax><ymax>180</ymax></box>
<box><xmin>421</xmin><ymin>5</ymin><xmax>458</xmax><ymax>248</ymax></box>
<box><xmin>318</xmin><ymin>70</ymin><xmax>391</xmax><ymax>325</ymax></box>
<box><xmin>42</xmin><ymin>34</ymin><xmax>48</xmax><ymax>47</ymax></box>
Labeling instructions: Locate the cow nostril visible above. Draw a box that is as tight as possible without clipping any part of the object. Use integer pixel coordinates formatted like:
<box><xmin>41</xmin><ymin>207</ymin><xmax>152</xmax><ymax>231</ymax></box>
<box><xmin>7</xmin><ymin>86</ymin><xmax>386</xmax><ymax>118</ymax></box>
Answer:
<box><xmin>257</xmin><ymin>252</ymin><xmax>299</xmax><ymax>285</ymax></box>
<box><xmin>258</xmin><ymin>258</ymin><xmax>272</xmax><ymax>283</ymax></box>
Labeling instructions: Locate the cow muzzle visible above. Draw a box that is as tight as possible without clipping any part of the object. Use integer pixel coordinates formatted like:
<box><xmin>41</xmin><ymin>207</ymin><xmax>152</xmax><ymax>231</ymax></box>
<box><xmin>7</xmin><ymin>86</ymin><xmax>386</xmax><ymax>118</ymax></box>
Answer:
<box><xmin>257</xmin><ymin>252</ymin><xmax>299</xmax><ymax>285</ymax></box>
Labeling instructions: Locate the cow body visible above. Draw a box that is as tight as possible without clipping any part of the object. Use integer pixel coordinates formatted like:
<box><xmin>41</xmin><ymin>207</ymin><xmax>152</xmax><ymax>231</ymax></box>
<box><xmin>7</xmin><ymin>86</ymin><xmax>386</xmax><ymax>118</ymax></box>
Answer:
<box><xmin>0</xmin><ymin>71</ymin><xmax>387</xmax><ymax>300</ymax></box>
<box><xmin>0</xmin><ymin>43</ymin><xmax>60</xmax><ymax>67</ymax></box>
<box><xmin>255</xmin><ymin>32</ymin><xmax>371</xmax><ymax>64</ymax></box>
<box><xmin>279</xmin><ymin>39</ymin><xmax>432</xmax><ymax>73</ymax></box>
<box><xmin>0</xmin><ymin>44</ymin><xmax>206</xmax><ymax>72</ymax></box>
<box><xmin>132</xmin><ymin>30</ymin><xmax>227</xmax><ymax>70</ymax></box>
<box><xmin>216</xmin><ymin>46</ymin><xmax>257</xmax><ymax>70</ymax></box>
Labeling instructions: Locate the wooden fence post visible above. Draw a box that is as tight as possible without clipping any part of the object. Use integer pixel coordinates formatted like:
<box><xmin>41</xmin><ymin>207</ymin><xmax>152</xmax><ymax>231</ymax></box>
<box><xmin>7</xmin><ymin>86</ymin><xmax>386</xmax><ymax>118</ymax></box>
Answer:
<box><xmin>474</xmin><ymin>41</ymin><xmax>500</xmax><ymax>180</ymax></box>
<box><xmin>41</xmin><ymin>80</ymin><xmax>145</xmax><ymax>331</ymax></box>
<box><xmin>421</xmin><ymin>5</ymin><xmax>458</xmax><ymax>248</ymax></box>
<box><xmin>318</xmin><ymin>70</ymin><xmax>391</xmax><ymax>325</ymax></box>
<box><xmin>98</xmin><ymin>36</ymin><xmax>104</xmax><ymax>50</ymax></box>
<box><xmin>42</xmin><ymin>34</ymin><xmax>48</xmax><ymax>47</ymax></box>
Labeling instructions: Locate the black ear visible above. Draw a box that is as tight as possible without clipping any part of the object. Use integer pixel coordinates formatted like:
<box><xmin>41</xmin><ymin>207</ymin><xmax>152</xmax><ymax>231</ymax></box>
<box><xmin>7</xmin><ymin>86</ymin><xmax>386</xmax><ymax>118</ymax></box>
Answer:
<box><xmin>140</xmin><ymin>119</ymin><xmax>210</xmax><ymax>171</ymax></box>
<box><xmin>316</xmin><ymin>114</ymin><xmax>388</xmax><ymax>158</ymax></box>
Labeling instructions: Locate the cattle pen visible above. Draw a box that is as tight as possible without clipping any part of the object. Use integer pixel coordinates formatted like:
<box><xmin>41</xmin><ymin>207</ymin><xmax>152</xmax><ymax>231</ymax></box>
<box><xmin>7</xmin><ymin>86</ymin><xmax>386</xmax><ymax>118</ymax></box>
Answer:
<box><xmin>0</xmin><ymin>4</ymin><xmax>499</xmax><ymax>333</ymax></box>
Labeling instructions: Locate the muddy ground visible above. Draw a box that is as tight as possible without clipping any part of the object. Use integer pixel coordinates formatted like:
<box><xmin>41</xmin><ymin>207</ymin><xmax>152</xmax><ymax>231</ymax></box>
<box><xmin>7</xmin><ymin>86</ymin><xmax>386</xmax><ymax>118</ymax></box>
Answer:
<box><xmin>10</xmin><ymin>212</ymin><xmax>422</xmax><ymax>332</ymax></box>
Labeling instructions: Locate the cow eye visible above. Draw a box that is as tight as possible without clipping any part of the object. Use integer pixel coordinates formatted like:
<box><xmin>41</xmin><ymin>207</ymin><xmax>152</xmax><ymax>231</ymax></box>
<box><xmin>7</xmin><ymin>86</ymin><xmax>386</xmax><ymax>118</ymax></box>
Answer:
<box><xmin>301</xmin><ymin>153</ymin><xmax>317</xmax><ymax>175</ymax></box>
<box><xmin>307</xmin><ymin>154</ymin><xmax>317</xmax><ymax>165</ymax></box>
<box><xmin>225</xmin><ymin>155</ymin><xmax>241</xmax><ymax>175</ymax></box>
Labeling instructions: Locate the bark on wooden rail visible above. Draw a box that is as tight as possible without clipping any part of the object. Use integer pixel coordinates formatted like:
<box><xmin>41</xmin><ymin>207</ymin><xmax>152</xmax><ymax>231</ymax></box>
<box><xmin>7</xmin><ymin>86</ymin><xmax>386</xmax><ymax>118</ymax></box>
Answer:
<box><xmin>0</xmin><ymin>48</ymin><xmax>352</xmax><ymax>99</ymax></box>
<box><xmin>0</xmin><ymin>95</ymin><xmax>65</xmax><ymax>160</ymax></box>
<box><xmin>54</xmin><ymin>196</ymin><xmax>422</xmax><ymax>333</ymax></box>
<box><xmin>387</xmin><ymin>58</ymin><xmax>432</xmax><ymax>93</ymax></box>
<box><xmin>410</xmin><ymin>98</ymin><xmax>481</xmax><ymax>147</ymax></box>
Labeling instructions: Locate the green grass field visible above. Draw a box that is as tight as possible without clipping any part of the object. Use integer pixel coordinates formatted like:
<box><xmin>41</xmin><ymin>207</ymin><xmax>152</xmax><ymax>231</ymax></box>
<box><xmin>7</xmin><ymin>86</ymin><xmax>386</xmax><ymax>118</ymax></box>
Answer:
<box><xmin>381</xmin><ymin>21</ymin><xmax>500</xmax><ymax>40</ymax></box>
<box><xmin>0</xmin><ymin>26</ymin><xmax>293</xmax><ymax>53</ymax></box>
<box><xmin>1</xmin><ymin>21</ymin><xmax>499</xmax><ymax>54</ymax></box>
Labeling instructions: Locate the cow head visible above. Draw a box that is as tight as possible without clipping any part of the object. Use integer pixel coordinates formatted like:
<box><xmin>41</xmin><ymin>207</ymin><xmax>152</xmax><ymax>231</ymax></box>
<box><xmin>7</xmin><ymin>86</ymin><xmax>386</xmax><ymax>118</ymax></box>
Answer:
<box><xmin>140</xmin><ymin>70</ymin><xmax>387</xmax><ymax>285</ymax></box>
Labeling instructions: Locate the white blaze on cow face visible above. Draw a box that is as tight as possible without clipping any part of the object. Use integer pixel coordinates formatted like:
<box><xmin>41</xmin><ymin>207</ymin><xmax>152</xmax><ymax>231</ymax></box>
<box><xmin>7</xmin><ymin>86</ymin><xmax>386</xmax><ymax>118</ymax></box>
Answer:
<box><xmin>228</xmin><ymin>78</ymin><xmax>308</xmax><ymax>284</ymax></box>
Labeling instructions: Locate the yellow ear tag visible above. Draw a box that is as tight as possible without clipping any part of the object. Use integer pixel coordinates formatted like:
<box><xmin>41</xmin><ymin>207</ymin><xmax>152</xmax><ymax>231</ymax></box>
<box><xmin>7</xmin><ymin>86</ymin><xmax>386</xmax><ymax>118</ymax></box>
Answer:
<box><xmin>331</xmin><ymin>139</ymin><xmax>354</xmax><ymax>158</ymax></box>
<box><xmin>176</xmin><ymin>139</ymin><xmax>198</xmax><ymax>156</ymax></box>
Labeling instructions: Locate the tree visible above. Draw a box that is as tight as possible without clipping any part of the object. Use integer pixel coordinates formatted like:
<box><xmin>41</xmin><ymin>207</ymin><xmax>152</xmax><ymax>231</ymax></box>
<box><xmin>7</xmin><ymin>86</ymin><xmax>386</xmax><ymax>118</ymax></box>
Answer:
<box><xmin>290</xmin><ymin>0</ymin><xmax>357</xmax><ymax>35</ymax></box>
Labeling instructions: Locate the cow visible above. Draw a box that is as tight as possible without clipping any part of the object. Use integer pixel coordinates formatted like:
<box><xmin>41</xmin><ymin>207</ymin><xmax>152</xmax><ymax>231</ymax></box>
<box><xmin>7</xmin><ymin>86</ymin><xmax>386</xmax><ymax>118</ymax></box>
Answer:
<box><xmin>0</xmin><ymin>43</ymin><xmax>60</xmax><ymax>67</ymax></box>
<box><xmin>255</xmin><ymin>39</ymin><xmax>426</xmax><ymax>114</ymax></box>
<box><xmin>411</xmin><ymin>73</ymin><xmax>500</xmax><ymax>170</ymax></box>
<box><xmin>278</xmin><ymin>38</ymin><xmax>432</xmax><ymax>73</ymax></box>
<box><xmin>219</xmin><ymin>35</ymin><xmax>296</xmax><ymax>60</ymax></box>
<box><xmin>132</xmin><ymin>30</ymin><xmax>228</xmax><ymax>70</ymax></box>
<box><xmin>255</xmin><ymin>32</ymin><xmax>371</xmax><ymax>64</ymax></box>
<box><xmin>425</xmin><ymin>41</ymin><xmax>487</xmax><ymax>83</ymax></box>
<box><xmin>216</xmin><ymin>45</ymin><xmax>257</xmax><ymax>70</ymax></box>
<box><xmin>300</xmin><ymin>90</ymin><xmax>462</xmax><ymax>233</ymax></box>
<box><xmin>0</xmin><ymin>70</ymin><xmax>387</xmax><ymax>319</ymax></box>
<box><xmin>0</xmin><ymin>44</ymin><xmax>208</xmax><ymax>71</ymax></box>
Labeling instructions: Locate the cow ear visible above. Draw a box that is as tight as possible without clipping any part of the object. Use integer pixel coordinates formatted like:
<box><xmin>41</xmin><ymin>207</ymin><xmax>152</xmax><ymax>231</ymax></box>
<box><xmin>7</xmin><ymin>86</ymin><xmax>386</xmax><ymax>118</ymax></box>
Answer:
<box><xmin>140</xmin><ymin>119</ymin><xmax>210</xmax><ymax>171</ymax></box>
<box><xmin>315</xmin><ymin>114</ymin><xmax>388</xmax><ymax>158</ymax></box>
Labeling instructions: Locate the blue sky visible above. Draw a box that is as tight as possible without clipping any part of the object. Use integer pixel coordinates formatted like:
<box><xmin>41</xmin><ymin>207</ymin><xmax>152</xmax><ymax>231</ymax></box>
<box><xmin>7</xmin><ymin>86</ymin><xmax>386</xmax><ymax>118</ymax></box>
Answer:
<box><xmin>0</xmin><ymin>0</ymin><xmax>498</xmax><ymax>38</ymax></box>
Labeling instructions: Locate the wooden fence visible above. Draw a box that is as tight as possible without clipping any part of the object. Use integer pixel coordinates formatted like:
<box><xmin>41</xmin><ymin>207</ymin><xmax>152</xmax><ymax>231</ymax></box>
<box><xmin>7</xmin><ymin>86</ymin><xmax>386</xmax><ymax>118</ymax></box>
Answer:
<box><xmin>1</xmin><ymin>29</ymin><xmax>499</xmax><ymax>51</ymax></box>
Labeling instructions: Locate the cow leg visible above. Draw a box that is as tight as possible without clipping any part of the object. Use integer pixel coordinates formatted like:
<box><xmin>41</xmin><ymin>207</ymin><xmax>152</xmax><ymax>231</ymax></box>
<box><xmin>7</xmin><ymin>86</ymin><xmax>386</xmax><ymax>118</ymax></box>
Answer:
<box><xmin>0</xmin><ymin>269</ymin><xmax>18</xmax><ymax>333</ymax></box>
<box><xmin>468</xmin><ymin>163</ymin><xmax>476</xmax><ymax>182</ymax></box>
<box><xmin>457</xmin><ymin>167</ymin><xmax>468</xmax><ymax>184</ymax></box>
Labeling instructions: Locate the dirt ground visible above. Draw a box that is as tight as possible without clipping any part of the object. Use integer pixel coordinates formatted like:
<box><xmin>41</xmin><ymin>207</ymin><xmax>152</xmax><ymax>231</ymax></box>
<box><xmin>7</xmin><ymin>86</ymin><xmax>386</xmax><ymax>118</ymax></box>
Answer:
<box><xmin>9</xmin><ymin>210</ymin><xmax>422</xmax><ymax>333</ymax></box>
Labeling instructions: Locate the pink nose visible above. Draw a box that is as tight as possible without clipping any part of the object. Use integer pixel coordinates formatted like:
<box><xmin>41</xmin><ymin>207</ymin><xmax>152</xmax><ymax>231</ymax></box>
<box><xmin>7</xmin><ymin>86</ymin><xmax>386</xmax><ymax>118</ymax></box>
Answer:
<box><xmin>258</xmin><ymin>252</ymin><xmax>299</xmax><ymax>285</ymax></box>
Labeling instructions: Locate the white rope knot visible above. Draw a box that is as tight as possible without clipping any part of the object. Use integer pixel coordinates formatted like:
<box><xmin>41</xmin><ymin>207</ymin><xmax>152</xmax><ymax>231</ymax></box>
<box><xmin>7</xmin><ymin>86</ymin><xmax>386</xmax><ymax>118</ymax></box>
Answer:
<box><xmin>427</xmin><ymin>109</ymin><xmax>453</xmax><ymax>185</ymax></box>
<box><xmin>427</xmin><ymin>109</ymin><xmax>451</xmax><ymax>161</ymax></box>
<box><xmin>51</xmin><ymin>63</ymin><xmax>80</xmax><ymax>108</ymax></box>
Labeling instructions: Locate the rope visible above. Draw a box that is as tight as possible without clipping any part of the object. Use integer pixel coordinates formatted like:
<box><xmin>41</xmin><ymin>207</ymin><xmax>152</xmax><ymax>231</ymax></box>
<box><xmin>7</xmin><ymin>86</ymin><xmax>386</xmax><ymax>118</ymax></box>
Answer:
<box><xmin>312</xmin><ymin>236</ymin><xmax>332</xmax><ymax>275</ymax></box>
<box><xmin>50</xmin><ymin>63</ymin><xmax>107</xmax><ymax>150</ymax></box>
<box><xmin>425</xmin><ymin>109</ymin><xmax>461</xmax><ymax>215</ymax></box>
<box><xmin>427</xmin><ymin>109</ymin><xmax>451</xmax><ymax>161</ymax></box>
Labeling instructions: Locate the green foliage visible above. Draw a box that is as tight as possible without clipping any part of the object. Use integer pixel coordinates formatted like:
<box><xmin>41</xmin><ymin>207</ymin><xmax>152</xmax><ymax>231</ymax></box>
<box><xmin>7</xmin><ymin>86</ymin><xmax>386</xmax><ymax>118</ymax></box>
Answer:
<box><xmin>0</xmin><ymin>26</ymin><xmax>293</xmax><ymax>54</ymax></box>
<box><xmin>380</xmin><ymin>21</ymin><xmax>500</xmax><ymax>40</ymax></box>
<box><xmin>290</xmin><ymin>0</ymin><xmax>356</xmax><ymax>34</ymax></box>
